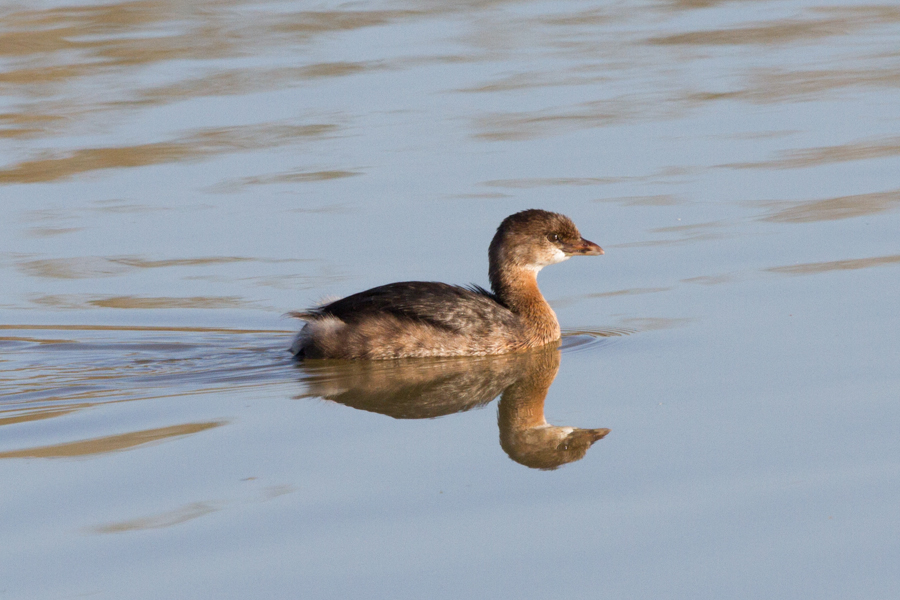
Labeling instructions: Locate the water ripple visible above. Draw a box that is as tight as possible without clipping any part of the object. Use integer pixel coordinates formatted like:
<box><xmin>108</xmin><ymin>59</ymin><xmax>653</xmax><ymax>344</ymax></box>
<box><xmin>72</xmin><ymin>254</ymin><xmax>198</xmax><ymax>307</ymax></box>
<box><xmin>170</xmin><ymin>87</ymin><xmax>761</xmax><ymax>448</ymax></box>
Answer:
<box><xmin>560</xmin><ymin>327</ymin><xmax>635</xmax><ymax>354</ymax></box>
<box><xmin>0</xmin><ymin>327</ymin><xmax>296</xmax><ymax>422</ymax></box>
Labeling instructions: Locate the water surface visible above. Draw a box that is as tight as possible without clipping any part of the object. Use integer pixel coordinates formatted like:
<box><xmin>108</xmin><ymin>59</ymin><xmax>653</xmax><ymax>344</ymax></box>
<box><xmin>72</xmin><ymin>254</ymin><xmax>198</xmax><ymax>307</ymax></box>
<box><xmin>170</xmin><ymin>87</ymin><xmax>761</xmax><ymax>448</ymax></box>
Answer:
<box><xmin>2</xmin><ymin>0</ymin><xmax>899</xmax><ymax>598</ymax></box>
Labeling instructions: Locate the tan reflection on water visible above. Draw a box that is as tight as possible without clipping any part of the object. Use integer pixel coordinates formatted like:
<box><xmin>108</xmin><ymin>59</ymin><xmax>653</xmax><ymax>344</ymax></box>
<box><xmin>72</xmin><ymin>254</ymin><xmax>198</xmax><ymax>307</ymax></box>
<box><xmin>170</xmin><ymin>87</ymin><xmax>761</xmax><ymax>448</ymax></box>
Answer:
<box><xmin>619</xmin><ymin>317</ymin><xmax>691</xmax><ymax>331</ymax></box>
<box><xmin>0</xmin><ymin>1</ymin><xmax>226</xmax><ymax>66</ymax></box>
<box><xmin>761</xmin><ymin>190</ymin><xmax>900</xmax><ymax>223</ymax></box>
<box><xmin>0</xmin><ymin>324</ymin><xmax>290</xmax><ymax>333</ymax></box>
<box><xmin>587</xmin><ymin>287</ymin><xmax>672</xmax><ymax>298</ymax></box>
<box><xmin>660</xmin><ymin>7</ymin><xmax>900</xmax><ymax>105</ymax></box>
<box><xmin>208</xmin><ymin>169</ymin><xmax>362</xmax><ymax>193</ymax></box>
<box><xmin>114</xmin><ymin>256</ymin><xmax>263</xmax><ymax>268</ymax></box>
<box><xmin>17</xmin><ymin>255</ymin><xmax>296</xmax><ymax>279</ymax></box>
<box><xmin>727</xmin><ymin>138</ymin><xmax>900</xmax><ymax>170</ymax></box>
<box><xmin>90</xmin><ymin>484</ymin><xmax>294</xmax><ymax>534</ymax></box>
<box><xmin>298</xmin><ymin>345</ymin><xmax>609</xmax><ymax>470</ymax></box>
<box><xmin>0</xmin><ymin>4</ymin><xmax>416</xmax><ymax>79</ymax></box>
<box><xmin>616</xmin><ymin>220</ymin><xmax>729</xmax><ymax>247</ymax></box>
<box><xmin>597</xmin><ymin>195</ymin><xmax>682</xmax><ymax>207</ymax></box>
<box><xmin>483</xmin><ymin>177</ymin><xmax>625</xmax><ymax>188</ymax></box>
<box><xmin>692</xmin><ymin>67</ymin><xmax>900</xmax><ymax>104</ymax></box>
<box><xmin>87</xmin><ymin>296</ymin><xmax>248</xmax><ymax>309</ymax></box>
<box><xmin>612</xmin><ymin>233</ymin><xmax>722</xmax><ymax>248</ymax></box>
<box><xmin>0</xmin><ymin>113</ymin><xmax>66</xmax><ymax>139</ymax></box>
<box><xmin>0</xmin><ymin>407</ymin><xmax>77</xmax><ymax>427</ymax></box>
<box><xmin>93</xmin><ymin>501</ymin><xmax>221</xmax><ymax>534</ymax></box>
<box><xmin>682</xmin><ymin>274</ymin><xmax>736</xmax><ymax>286</ymax></box>
<box><xmin>651</xmin><ymin>7</ymin><xmax>900</xmax><ymax>46</ymax></box>
<box><xmin>473</xmin><ymin>99</ymin><xmax>643</xmax><ymax>141</ymax></box>
<box><xmin>0</xmin><ymin>2</ymin><xmax>441</xmax><ymax>142</ymax></box>
<box><xmin>0</xmin><ymin>123</ymin><xmax>334</xmax><ymax>184</ymax></box>
<box><xmin>128</xmin><ymin>61</ymin><xmax>383</xmax><ymax>108</ymax></box>
<box><xmin>0</xmin><ymin>421</ymin><xmax>224</xmax><ymax>459</ymax></box>
<box><xmin>19</xmin><ymin>257</ymin><xmax>130</xmax><ymax>279</ymax></box>
<box><xmin>18</xmin><ymin>200</ymin><xmax>171</xmax><ymax>226</ymax></box>
<box><xmin>660</xmin><ymin>0</ymin><xmax>738</xmax><ymax>9</ymax></box>
<box><xmin>652</xmin><ymin>220</ymin><xmax>726</xmax><ymax>234</ymax></box>
<box><xmin>26</xmin><ymin>227</ymin><xmax>83</xmax><ymax>238</ymax></box>
<box><xmin>767</xmin><ymin>254</ymin><xmax>900</xmax><ymax>276</ymax></box>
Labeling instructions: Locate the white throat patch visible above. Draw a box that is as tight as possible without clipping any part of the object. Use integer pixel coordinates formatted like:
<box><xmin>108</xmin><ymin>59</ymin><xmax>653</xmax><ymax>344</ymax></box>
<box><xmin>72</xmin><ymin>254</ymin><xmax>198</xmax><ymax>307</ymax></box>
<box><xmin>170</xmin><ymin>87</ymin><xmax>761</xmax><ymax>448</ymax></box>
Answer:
<box><xmin>525</xmin><ymin>247</ymin><xmax>570</xmax><ymax>272</ymax></box>
<box><xmin>548</xmin><ymin>247</ymin><xmax>569</xmax><ymax>265</ymax></box>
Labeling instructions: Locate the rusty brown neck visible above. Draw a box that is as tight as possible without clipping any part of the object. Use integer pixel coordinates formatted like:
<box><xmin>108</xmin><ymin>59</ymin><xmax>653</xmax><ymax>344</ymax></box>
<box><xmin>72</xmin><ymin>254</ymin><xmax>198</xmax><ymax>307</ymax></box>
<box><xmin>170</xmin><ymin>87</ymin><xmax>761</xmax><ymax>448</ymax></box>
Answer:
<box><xmin>490</xmin><ymin>264</ymin><xmax>561</xmax><ymax>345</ymax></box>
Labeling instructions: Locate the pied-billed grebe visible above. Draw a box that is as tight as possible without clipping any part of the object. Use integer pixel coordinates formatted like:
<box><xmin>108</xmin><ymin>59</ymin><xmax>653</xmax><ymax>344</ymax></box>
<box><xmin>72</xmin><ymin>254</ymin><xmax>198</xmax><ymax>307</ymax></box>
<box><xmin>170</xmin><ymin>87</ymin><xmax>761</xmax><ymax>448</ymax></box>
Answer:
<box><xmin>290</xmin><ymin>209</ymin><xmax>603</xmax><ymax>359</ymax></box>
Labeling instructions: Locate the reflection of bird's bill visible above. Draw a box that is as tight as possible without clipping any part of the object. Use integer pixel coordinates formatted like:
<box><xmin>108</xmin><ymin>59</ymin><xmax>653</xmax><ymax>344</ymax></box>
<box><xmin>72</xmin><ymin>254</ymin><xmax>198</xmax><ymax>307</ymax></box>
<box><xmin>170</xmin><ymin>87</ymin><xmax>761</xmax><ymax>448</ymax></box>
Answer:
<box><xmin>500</xmin><ymin>424</ymin><xmax>611</xmax><ymax>471</ymax></box>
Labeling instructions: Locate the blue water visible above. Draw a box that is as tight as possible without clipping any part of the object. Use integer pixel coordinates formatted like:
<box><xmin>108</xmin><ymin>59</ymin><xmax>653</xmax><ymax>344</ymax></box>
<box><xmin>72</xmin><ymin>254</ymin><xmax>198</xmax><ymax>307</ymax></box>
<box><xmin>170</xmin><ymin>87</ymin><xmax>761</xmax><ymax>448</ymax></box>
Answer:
<box><xmin>1</xmin><ymin>0</ymin><xmax>899</xmax><ymax>598</ymax></box>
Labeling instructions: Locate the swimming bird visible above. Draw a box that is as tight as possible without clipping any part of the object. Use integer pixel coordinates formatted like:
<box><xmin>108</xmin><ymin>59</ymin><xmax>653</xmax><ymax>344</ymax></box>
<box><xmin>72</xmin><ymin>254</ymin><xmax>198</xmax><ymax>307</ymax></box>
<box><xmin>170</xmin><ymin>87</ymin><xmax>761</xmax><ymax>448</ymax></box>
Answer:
<box><xmin>290</xmin><ymin>209</ymin><xmax>603</xmax><ymax>359</ymax></box>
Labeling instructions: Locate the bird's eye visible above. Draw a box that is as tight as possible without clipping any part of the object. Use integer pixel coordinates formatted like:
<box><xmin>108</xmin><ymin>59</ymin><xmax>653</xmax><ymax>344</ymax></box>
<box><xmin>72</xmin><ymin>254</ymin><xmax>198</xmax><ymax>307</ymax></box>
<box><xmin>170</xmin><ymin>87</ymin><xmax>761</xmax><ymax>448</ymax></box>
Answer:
<box><xmin>549</xmin><ymin>233</ymin><xmax>560</xmax><ymax>243</ymax></box>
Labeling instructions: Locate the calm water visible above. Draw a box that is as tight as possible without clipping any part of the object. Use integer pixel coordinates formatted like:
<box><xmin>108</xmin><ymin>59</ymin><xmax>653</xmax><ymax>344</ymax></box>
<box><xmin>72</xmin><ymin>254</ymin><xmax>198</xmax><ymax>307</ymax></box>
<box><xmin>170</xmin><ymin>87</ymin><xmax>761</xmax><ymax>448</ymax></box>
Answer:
<box><xmin>2</xmin><ymin>0</ymin><xmax>899</xmax><ymax>598</ymax></box>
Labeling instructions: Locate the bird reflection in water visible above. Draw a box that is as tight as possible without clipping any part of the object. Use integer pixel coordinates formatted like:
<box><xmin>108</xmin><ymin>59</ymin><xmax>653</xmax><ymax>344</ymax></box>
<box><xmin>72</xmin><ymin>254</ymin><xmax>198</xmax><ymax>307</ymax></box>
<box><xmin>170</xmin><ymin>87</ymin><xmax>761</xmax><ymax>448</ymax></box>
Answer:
<box><xmin>295</xmin><ymin>345</ymin><xmax>609</xmax><ymax>470</ymax></box>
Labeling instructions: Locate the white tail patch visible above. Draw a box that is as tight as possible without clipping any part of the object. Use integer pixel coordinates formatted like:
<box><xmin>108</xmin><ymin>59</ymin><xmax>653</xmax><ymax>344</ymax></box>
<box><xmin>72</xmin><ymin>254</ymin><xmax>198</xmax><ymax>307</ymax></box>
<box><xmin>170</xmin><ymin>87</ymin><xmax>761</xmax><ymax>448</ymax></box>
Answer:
<box><xmin>290</xmin><ymin>316</ymin><xmax>346</xmax><ymax>355</ymax></box>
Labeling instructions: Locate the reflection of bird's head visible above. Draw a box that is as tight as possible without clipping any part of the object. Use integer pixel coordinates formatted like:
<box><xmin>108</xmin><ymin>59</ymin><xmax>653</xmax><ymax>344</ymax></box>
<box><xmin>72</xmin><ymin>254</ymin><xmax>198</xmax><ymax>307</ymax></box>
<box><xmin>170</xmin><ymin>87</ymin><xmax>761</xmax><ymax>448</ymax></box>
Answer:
<box><xmin>496</xmin><ymin>345</ymin><xmax>609</xmax><ymax>470</ymax></box>
<box><xmin>296</xmin><ymin>344</ymin><xmax>609</xmax><ymax>470</ymax></box>
<box><xmin>499</xmin><ymin>425</ymin><xmax>610</xmax><ymax>471</ymax></box>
